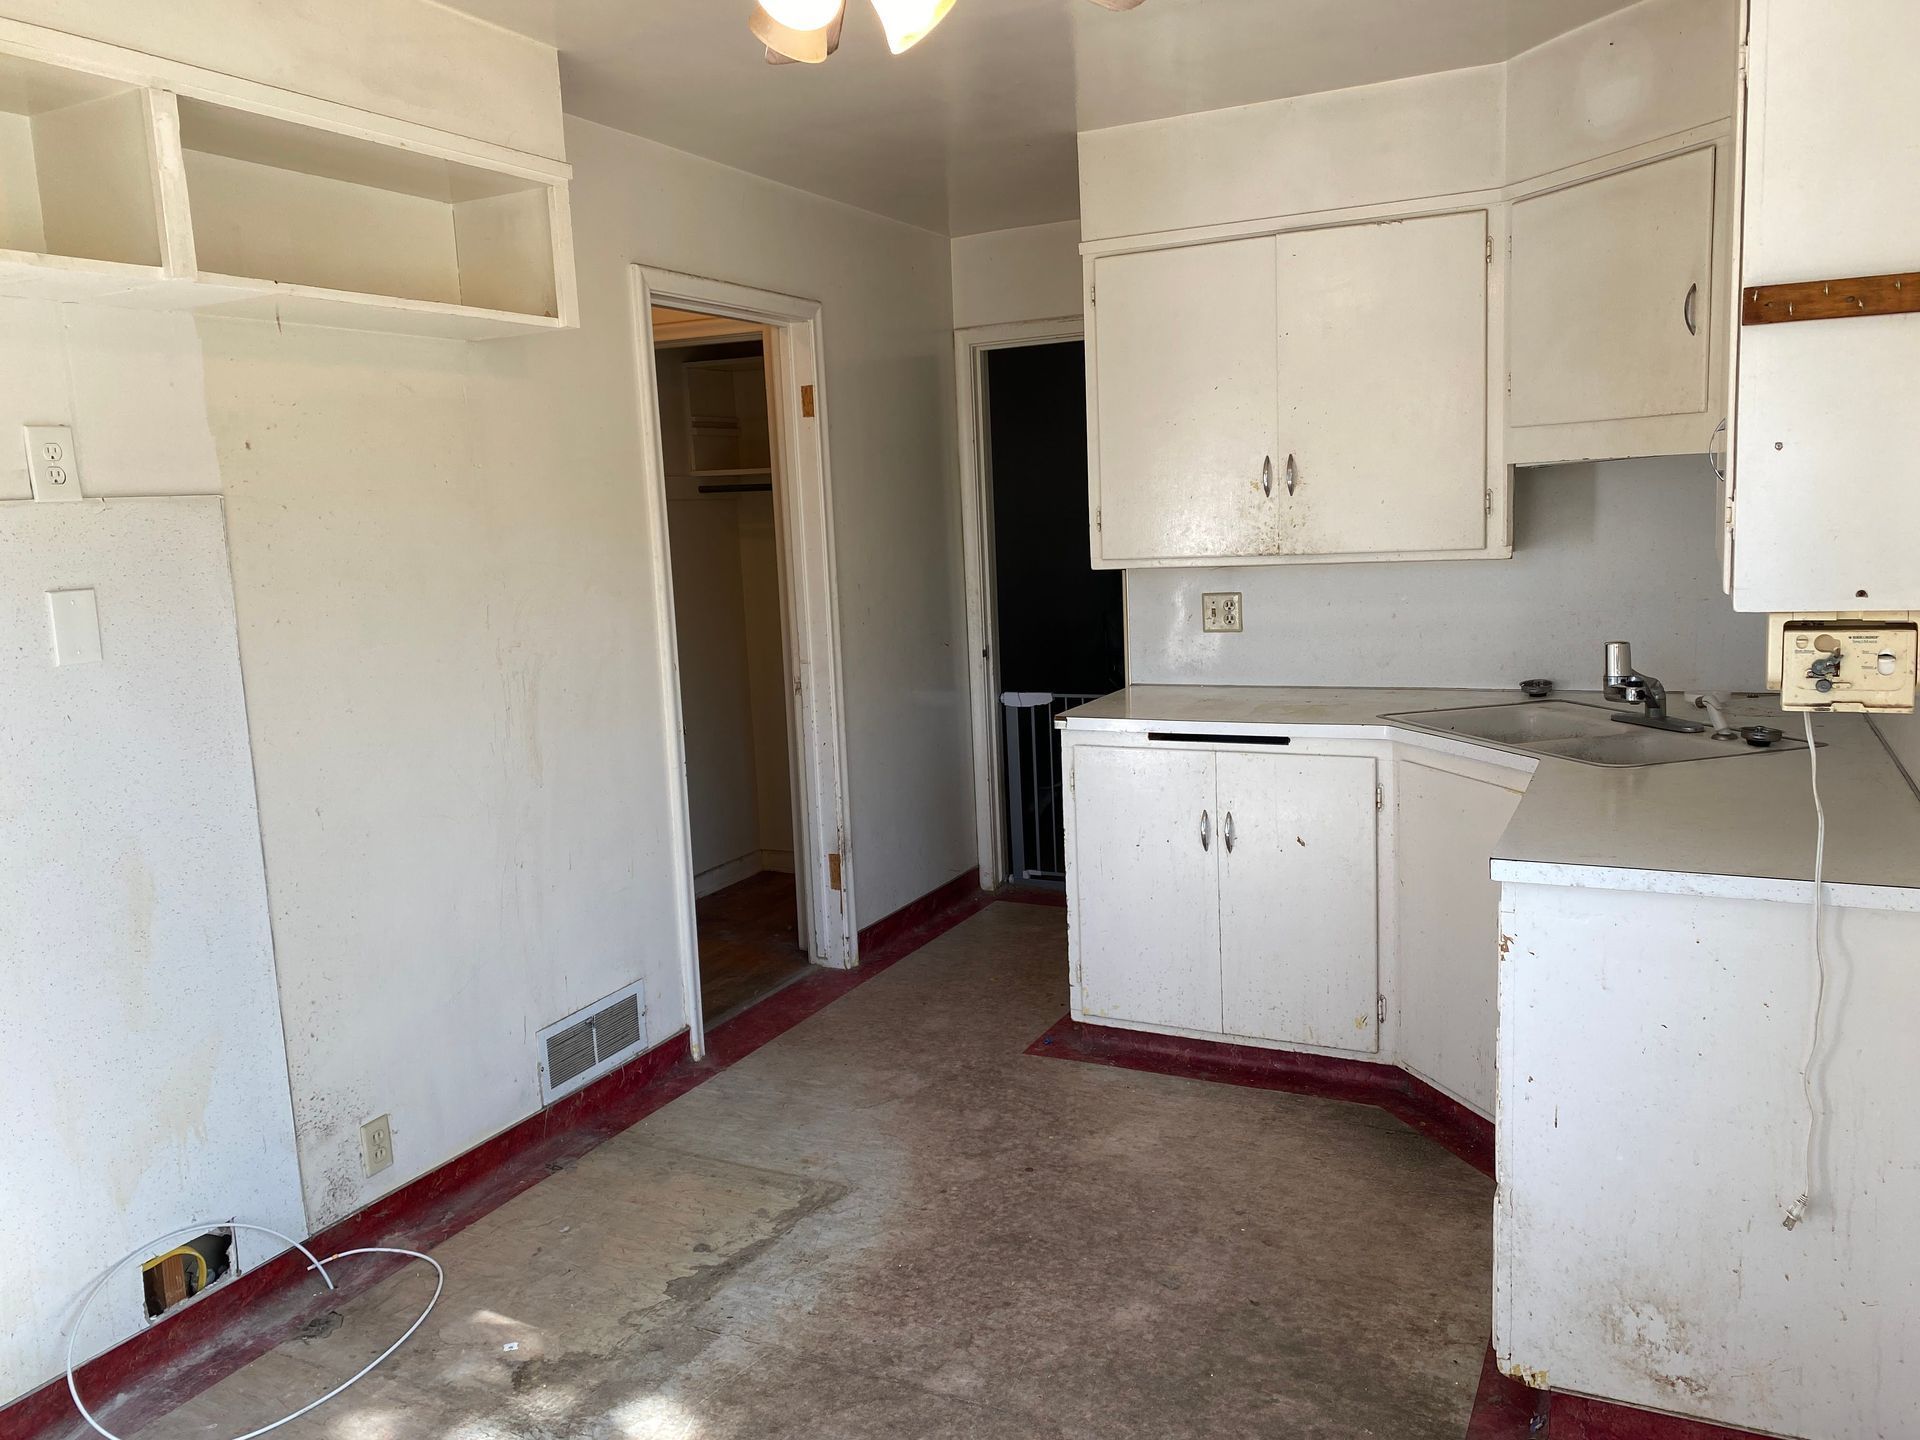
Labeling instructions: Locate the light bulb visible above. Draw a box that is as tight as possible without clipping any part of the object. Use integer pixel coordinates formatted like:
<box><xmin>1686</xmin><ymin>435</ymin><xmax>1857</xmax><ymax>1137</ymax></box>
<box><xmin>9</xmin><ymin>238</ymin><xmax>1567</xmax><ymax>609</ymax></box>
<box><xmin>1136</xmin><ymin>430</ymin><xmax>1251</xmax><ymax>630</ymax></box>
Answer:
<box><xmin>869</xmin><ymin>0</ymin><xmax>957</xmax><ymax>53</ymax></box>
<box><xmin>759</xmin><ymin>0</ymin><xmax>845</xmax><ymax>28</ymax></box>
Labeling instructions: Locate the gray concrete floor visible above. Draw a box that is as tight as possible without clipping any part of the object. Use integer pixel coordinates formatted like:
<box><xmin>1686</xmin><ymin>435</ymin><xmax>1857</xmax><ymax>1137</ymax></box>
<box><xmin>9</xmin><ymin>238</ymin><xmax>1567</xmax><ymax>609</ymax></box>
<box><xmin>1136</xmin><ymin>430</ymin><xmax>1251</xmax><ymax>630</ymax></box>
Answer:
<box><xmin>134</xmin><ymin>902</ymin><xmax>1494</xmax><ymax>1439</ymax></box>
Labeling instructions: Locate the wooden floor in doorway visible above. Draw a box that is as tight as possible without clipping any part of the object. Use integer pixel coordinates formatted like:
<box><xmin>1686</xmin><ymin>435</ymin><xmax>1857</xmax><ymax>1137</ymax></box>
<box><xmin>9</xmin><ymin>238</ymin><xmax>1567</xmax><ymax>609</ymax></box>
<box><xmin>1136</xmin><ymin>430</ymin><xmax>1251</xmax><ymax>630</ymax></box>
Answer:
<box><xmin>698</xmin><ymin>869</ymin><xmax>809</xmax><ymax>1022</ymax></box>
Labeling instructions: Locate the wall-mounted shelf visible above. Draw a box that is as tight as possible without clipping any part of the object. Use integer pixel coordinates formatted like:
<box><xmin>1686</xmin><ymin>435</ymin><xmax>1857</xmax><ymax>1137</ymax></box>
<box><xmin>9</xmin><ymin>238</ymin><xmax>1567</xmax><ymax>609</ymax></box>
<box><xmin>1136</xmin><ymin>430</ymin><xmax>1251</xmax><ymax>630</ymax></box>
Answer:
<box><xmin>0</xmin><ymin>38</ymin><xmax>575</xmax><ymax>339</ymax></box>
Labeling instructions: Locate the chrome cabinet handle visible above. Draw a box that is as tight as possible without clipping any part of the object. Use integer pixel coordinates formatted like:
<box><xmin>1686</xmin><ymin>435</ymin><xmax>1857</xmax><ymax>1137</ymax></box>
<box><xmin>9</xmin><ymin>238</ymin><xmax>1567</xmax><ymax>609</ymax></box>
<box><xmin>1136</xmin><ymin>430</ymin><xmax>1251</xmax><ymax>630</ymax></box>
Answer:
<box><xmin>1684</xmin><ymin>283</ymin><xmax>1699</xmax><ymax>336</ymax></box>
<box><xmin>1261</xmin><ymin>455</ymin><xmax>1273</xmax><ymax>498</ymax></box>
<box><xmin>1200</xmin><ymin>809</ymin><xmax>1211</xmax><ymax>852</ymax></box>
<box><xmin>1285</xmin><ymin>453</ymin><xmax>1298</xmax><ymax>496</ymax></box>
<box><xmin>1223</xmin><ymin>811</ymin><xmax>1235</xmax><ymax>854</ymax></box>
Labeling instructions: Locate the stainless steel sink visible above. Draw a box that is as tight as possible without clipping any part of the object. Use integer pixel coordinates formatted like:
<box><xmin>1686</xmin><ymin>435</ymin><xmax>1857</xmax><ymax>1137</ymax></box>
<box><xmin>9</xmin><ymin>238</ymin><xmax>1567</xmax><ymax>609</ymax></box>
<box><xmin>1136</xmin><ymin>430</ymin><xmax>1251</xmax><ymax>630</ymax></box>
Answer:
<box><xmin>1382</xmin><ymin>700</ymin><xmax>1808</xmax><ymax>767</ymax></box>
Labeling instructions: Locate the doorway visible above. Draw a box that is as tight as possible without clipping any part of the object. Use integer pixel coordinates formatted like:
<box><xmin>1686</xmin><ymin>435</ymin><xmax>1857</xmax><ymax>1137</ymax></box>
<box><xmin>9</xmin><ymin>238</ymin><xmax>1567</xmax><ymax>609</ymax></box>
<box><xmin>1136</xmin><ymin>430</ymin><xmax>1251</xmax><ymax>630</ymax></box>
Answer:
<box><xmin>955</xmin><ymin>321</ymin><xmax>1124</xmax><ymax>889</ymax></box>
<box><xmin>633</xmin><ymin>270</ymin><xmax>855</xmax><ymax>1056</ymax></box>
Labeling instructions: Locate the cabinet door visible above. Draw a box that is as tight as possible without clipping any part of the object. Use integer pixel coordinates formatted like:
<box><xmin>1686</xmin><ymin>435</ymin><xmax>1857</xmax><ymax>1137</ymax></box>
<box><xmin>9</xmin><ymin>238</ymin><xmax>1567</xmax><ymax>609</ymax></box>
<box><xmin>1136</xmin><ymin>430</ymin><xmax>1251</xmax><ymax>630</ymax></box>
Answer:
<box><xmin>1274</xmin><ymin>211</ymin><xmax>1489</xmax><ymax>557</ymax></box>
<box><xmin>1508</xmin><ymin>148</ymin><xmax>1715</xmax><ymax>429</ymax></box>
<box><xmin>1070</xmin><ymin>744</ymin><xmax>1221</xmax><ymax>1033</ymax></box>
<box><xmin>1394</xmin><ymin>758</ymin><xmax>1524</xmax><ymax>1114</ymax></box>
<box><xmin>1090</xmin><ymin>238</ymin><xmax>1280</xmax><ymax>563</ymax></box>
<box><xmin>1217</xmin><ymin>751</ymin><xmax>1379</xmax><ymax>1051</ymax></box>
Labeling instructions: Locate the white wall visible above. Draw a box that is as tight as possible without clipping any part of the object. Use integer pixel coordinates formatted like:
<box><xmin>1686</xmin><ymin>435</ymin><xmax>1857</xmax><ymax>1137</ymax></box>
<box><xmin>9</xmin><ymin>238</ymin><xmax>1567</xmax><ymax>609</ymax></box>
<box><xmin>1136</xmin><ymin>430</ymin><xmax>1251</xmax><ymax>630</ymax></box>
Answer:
<box><xmin>213</xmin><ymin>116</ymin><xmax>971</xmax><ymax>1229</ymax></box>
<box><xmin>950</xmin><ymin>220</ymin><xmax>1084</xmax><ymax>330</ymax></box>
<box><xmin>0</xmin><ymin>112</ymin><xmax>970</xmax><ymax>1403</ymax></box>
<box><xmin>0</xmin><ymin>497</ymin><xmax>306</xmax><ymax>1398</ymax></box>
<box><xmin>1127</xmin><ymin>459</ymin><xmax>1769</xmax><ymax>692</ymax></box>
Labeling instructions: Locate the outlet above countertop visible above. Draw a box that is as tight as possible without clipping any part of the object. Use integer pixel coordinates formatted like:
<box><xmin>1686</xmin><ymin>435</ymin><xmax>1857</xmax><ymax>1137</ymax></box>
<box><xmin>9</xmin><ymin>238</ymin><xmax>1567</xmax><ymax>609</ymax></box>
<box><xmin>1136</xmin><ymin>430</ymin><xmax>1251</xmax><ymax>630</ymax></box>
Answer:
<box><xmin>1060</xmin><ymin>685</ymin><xmax>1920</xmax><ymax>907</ymax></box>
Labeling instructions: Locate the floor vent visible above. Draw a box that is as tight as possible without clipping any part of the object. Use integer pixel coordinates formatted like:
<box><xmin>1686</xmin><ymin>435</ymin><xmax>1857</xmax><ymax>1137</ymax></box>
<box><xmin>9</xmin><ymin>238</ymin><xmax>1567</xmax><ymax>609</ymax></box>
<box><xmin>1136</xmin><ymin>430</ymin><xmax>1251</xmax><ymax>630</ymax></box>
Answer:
<box><xmin>536</xmin><ymin>980</ymin><xmax>648</xmax><ymax>1105</ymax></box>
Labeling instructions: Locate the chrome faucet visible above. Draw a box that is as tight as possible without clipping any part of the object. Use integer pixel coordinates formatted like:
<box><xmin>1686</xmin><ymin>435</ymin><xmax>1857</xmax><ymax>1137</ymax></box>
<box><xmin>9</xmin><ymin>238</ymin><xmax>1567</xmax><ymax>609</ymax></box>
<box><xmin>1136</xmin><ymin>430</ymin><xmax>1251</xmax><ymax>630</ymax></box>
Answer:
<box><xmin>1603</xmin><ymin>641</ymin><xmax>1706</xmax><ymax>733</ymax></box>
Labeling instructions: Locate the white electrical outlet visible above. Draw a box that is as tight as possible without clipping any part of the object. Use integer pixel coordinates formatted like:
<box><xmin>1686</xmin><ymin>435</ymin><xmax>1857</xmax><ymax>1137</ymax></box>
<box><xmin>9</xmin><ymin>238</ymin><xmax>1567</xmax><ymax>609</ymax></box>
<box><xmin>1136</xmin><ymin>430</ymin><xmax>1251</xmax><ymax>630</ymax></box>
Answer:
<box><xmin>24</xmin><ymin>426</ymin><xmax>81</xmax><ymax>502</ymax></box>
<box><xmin>1202</xmin><ymin>592</ymin><xmax>1243</xmax><ymax>633</ymax></box>
<box><xmin>360</xmin><ymin>1114</ymin><xmax>395</xmax><ymax>1176</ymax></box>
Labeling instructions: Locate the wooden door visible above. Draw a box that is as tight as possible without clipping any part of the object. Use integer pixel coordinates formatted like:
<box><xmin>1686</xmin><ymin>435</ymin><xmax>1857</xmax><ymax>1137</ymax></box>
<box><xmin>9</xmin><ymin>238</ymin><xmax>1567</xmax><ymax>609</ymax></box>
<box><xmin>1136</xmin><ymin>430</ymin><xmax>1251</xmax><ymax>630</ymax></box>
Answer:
<box><xmin>1217</xmin><ymin>751</ymin><xmax>1379</xmax><ymax>1051</ymax></box>
<box><xmin>1089</xmin><ymin>237</ymin><xmax>1281</xmax><ymax>563</ymax></box>
<box><xmin>1274</xmin><ymin>210</ymin><xmax>1490</xmax><ymax>557</ymax></box>
<box><xmin>1069</xmin><ymin>743</ymin><xmax>1221</xmax><ymax>1033</ymax></box>
<box><xmin>1508</xmin><ymin>148</ymin><xmax>1716</xmax><ymax>428</ymax></box>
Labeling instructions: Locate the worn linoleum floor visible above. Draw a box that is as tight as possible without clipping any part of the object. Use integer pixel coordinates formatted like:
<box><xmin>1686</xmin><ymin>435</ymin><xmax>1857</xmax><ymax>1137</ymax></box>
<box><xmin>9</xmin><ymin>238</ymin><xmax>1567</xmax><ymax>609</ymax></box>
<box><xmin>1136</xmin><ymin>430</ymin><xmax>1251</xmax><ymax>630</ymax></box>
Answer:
<box><xmin>132</xmin><ymin>903</ymin><xmax>1494</xmax><ymax>1439</ymax></box>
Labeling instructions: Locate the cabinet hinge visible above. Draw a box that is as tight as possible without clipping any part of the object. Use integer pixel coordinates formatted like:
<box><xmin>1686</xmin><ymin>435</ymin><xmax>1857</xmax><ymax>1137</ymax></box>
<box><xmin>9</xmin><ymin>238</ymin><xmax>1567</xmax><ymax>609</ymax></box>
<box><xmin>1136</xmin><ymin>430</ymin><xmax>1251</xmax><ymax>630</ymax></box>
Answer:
<box><xmin>1485</xmin><ymin>235</ymin><xmax>1493</xmax><ymax>264</ymax></box>
<box><xmin>1377</xmin><ymin>995</ymin><xmax>1387</xmax><ymax>1025</ymax></box>
<box><xmin>1375</xmin><ymin>783</ymin><xmax>1384</xmax><ymax>812</ymax></box>
<box><xmin>1094</xmin><ymin>506</ymin><xmax>1102</xmax><ymax>530</ymax></box>
<box><xmin>1089</xmin><ymin>282</ymin><xmax>1096</xmax><ymax>306</ymax></box>
<box><xmin>1485</xmin><ymin>488</ymin><xmax>1494</xmax><ymax>516</ymax></box>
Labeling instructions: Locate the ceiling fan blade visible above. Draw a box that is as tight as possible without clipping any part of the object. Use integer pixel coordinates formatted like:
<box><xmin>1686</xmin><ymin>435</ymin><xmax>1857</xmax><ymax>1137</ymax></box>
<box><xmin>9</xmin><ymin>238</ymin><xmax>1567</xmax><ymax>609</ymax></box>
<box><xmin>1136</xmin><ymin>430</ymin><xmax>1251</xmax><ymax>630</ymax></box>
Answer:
<box><xmin>753</xmin><ymin>6</ymin><xmax>845</xmax><ymax>64</ymax></box>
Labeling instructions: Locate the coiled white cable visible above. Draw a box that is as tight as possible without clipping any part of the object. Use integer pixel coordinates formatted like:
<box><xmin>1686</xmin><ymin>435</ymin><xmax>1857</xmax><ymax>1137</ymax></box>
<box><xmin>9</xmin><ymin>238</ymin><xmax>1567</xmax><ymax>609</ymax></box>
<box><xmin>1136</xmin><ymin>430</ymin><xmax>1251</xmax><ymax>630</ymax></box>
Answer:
<box><xmin>1782</xmin><ymin>712</ymin><xmax>1828</xmax><ymax>1230</ymax></box>
<box><xmin>65</xmin><ymin>1221</ymin><xmax>443</xmax><ymax>1440</ymax></box>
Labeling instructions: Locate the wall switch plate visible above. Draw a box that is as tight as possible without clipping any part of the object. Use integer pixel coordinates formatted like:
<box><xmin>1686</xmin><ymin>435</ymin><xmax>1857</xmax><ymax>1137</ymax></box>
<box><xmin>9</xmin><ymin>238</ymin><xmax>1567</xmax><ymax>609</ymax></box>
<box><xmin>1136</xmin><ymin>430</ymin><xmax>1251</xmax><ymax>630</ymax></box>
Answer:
<box><xmin>24</xmin><ymin>426</ymin><xmax>81</xmax><ymax>501</ymax></box>
<box><xmin>1202</xmin><ymin>592</ymin><xmax>1243</xmax><ymax>633</ymax></box>
<box><xmin>46</xmin><ymin>589</ymin><xmax>102</xmax><ymax>666</ymax></box>
<box><xmin>360</xmin><ymin>1114</ymin><xmax>394</xmax><ymax>1176</ymax></box>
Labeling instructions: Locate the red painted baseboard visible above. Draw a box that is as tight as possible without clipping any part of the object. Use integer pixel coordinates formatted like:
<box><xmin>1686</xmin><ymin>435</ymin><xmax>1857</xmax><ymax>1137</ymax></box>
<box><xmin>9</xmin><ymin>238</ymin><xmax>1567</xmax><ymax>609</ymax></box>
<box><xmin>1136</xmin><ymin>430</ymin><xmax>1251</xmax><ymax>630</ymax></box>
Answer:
<box><xmin>7</xmin><ymin>872</ymin><xmax>997</xmax><ymax>1440</ymax></box>
<box><xmin>1026</xmin><ymin>1015</ymin><xmax>1494</xmax><ymax>1177</ymax></box>
<box><xmin>856</xmin><ymin>865</ymin><xmax>985</xmax><ymax>958</ymax></box>
<box><xmin>1467</xmin><ymin>1349</ymin><xmax>1775</xmax><ymax>1440</ymax></box>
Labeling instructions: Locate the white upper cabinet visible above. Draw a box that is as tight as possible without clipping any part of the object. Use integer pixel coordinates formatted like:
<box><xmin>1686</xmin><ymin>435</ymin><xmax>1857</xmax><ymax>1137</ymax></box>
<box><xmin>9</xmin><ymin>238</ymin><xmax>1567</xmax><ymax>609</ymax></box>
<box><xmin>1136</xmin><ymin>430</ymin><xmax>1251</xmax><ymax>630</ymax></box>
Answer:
<box><xmin>1091</xmin><ymin>238</ymin><xmax>1280</xmax><ymax>563</ymax></box>
<box><xmin>1731</xmin><ymin>0</ymin><xmax>1920</xmax><ymax>613</ymax></box>
<box><xmin>1277</xmin><ymin>212</ymin><xmax>1489</xmax><ymax>558</ymax></box>
<box><xmin>1507</xmin><ymin>146</ymin><xmax>1722</xmax><ymax>461</ymax></box>
<box><xmin>1087</xmin><ymin>210</ymin><xmax>1496</xmax><ymax>569</ymax></box>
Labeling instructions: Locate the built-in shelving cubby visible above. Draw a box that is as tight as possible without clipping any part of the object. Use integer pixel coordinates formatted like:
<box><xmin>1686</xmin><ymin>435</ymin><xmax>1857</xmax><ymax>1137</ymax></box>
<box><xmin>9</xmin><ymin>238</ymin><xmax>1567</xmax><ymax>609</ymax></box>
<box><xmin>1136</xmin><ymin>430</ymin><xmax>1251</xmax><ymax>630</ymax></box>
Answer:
<box><xmin>175</xmin><ymin>97</ymin><xmax>568</xmax><ymax>338</ymax></box>
<box><xmin>0</xmin><ymin>32</ymin><xmax>575</xmax><ymax>339</ymax></box>
<box><xmin>0</xmin><ymin>52</ymin><xmax>166</xmax><ymax>299</ymax></box>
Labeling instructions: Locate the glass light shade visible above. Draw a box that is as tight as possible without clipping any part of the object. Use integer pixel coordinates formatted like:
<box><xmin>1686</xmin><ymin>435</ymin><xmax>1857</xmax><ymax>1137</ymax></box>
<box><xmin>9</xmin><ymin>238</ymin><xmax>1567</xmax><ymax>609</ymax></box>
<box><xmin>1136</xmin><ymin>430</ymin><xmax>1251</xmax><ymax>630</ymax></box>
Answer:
<box><xmin>870</xmin><ymin>0</ymin><xmax>957</xmax><ymax>53</ymax></box>
<box><xmin>759</xmin><ymin>0</ymin><xmax>845</xmax><ymax>29</ymax></box>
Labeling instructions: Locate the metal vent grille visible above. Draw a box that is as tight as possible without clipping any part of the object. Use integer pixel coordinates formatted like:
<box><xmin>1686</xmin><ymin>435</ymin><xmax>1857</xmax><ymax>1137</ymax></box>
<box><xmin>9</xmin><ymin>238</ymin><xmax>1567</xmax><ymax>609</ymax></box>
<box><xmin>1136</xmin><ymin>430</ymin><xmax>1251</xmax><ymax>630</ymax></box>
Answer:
<box><xmin>545</xmin><ymin>1020</ymin><xmax>597</xmax><ymax>1091</ymax></box>
<box><xmin>593</xmin><ymin>994</ymin><xmax>641</xmax><ymax>1056</ymax></box>
<box><xmin>535</xmin><ymin>979</ymin><xmax>648</xmax><ymax>1105</ymax></box>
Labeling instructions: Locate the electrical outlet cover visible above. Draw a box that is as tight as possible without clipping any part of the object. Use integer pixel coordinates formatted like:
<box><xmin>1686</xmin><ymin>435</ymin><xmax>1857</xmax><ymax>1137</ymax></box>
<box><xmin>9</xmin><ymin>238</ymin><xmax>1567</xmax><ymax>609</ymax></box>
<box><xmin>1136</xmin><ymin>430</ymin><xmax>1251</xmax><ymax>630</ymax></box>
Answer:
<box><xmin>360</xmin><ymin>1114</ymin><xmax>394</xmax><ymax>1176</ymax></box>
<box><xmin>1202</xmin><ymin>592</ymin><xmax>1243</xmax><ymax>633</ymax></box>
<box><xmin>24</xmin><ymin>425</ymin><xmax>81</xmax><ymax>501</ymax></box>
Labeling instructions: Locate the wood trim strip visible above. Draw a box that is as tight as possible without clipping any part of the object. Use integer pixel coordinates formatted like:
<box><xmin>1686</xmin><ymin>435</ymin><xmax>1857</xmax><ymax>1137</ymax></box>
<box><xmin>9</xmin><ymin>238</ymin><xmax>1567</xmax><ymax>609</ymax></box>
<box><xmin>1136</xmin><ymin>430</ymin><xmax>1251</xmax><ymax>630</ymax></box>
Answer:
<box><xmin>1742</xmin><ymin>271</ymin><xmax>1920</xmax><ymax>325</ymax></box>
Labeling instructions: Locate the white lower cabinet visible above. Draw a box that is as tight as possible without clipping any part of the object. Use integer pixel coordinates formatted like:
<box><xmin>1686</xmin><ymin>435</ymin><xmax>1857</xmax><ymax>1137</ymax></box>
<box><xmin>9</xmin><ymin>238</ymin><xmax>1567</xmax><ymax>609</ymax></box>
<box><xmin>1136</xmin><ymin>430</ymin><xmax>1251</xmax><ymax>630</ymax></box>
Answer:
<box><xmin>1068</xmin><ymin>739</ymin><xmax>1380</xmax><ymax>1053</ymax></box>
<box><xmin>1071</xmin><ymin>744</ymin><xmax>1222</xmax><ymax>1032</ymax></box>
<box><xmin>1217</xmin><ymin>750</ymin><xmax>1381</xmax><ymax>1050</ymax></box>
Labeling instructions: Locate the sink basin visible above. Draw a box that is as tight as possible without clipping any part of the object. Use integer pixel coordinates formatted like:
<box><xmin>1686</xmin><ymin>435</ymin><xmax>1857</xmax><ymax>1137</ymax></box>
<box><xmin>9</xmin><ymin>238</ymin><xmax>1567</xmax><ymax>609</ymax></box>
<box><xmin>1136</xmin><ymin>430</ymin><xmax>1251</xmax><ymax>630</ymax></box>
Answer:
<box><xmin>1382</xmin><ymin>700</ymin><xmax>1808</xmax><ymax>767</ymax></box>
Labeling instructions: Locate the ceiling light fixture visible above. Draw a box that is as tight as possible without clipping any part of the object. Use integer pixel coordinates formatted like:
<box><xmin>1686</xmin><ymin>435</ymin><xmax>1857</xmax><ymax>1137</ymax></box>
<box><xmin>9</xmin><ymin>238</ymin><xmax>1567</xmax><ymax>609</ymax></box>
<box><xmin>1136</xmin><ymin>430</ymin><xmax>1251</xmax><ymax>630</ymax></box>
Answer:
<box><xmin>754</xmin><ymin>0</ymin><xmax>1142</xmax><ymax>65</ymax></box>
<box><xmin>868</xmin><ymin>0</ymin><xmax>957</xmax><ymax>54</ymax></box>
<box><xmin>752</xmin><ymin>4</ymin><xmax>845</xmax><ymax>65</ymax></box>
<box><xmin>759</xmin><ymin>0</ymin><xmax>845</xmax><ymax>25</ymax></box>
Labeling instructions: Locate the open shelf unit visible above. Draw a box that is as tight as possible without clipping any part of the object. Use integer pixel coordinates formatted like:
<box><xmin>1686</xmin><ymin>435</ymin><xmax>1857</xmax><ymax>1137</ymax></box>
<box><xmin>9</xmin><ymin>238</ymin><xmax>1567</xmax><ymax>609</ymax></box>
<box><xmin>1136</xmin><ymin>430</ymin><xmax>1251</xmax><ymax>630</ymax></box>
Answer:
<box><xmin>0</xmin><ymin>35</ymin><xmax>574</xmax><ymax>338</ymax></box>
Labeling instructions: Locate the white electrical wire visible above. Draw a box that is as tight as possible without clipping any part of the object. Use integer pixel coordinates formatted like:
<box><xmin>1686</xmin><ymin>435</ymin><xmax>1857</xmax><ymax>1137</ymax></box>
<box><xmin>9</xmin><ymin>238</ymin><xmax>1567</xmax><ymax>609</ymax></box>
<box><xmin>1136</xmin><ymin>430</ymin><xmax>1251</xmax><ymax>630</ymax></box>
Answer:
<box><xmin>65</xmin><ymin>1221</ymin><xmax>443</xmax><ymax>1440</ymax></box>
<box><xmin>1782</xmin><ymin>711</ymin><xmax>1828</xmax><ymax>1230</ymax></box>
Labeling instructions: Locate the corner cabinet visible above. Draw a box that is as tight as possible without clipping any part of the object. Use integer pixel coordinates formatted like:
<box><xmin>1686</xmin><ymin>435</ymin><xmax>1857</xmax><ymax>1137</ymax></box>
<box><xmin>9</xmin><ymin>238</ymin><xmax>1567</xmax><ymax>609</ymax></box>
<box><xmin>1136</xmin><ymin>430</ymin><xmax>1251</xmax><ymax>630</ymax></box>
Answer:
<box><xmin>1066</xmin><ymin>738</ymin><xmax>1382</xmax><ymax>1053</ymax></box>
<box><xmin>1085</xmin><ymin>209</ymin><xmax>1501</xmax><ymax>569</ymax></box>
<box><xmin>1505</xmin><ymin>140</ymin><xmax>1732</xmax><ymax>465</ymax></box>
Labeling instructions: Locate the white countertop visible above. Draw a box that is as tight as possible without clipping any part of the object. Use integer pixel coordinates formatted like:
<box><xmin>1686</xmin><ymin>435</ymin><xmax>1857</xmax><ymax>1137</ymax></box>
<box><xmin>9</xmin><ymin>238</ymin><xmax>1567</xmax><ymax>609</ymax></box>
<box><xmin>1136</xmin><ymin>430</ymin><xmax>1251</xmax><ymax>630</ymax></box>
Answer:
<box><xmin>1061</xmin><ymin>685</ymin><xmax>1920</xmax><ymax>907</ymax></box>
